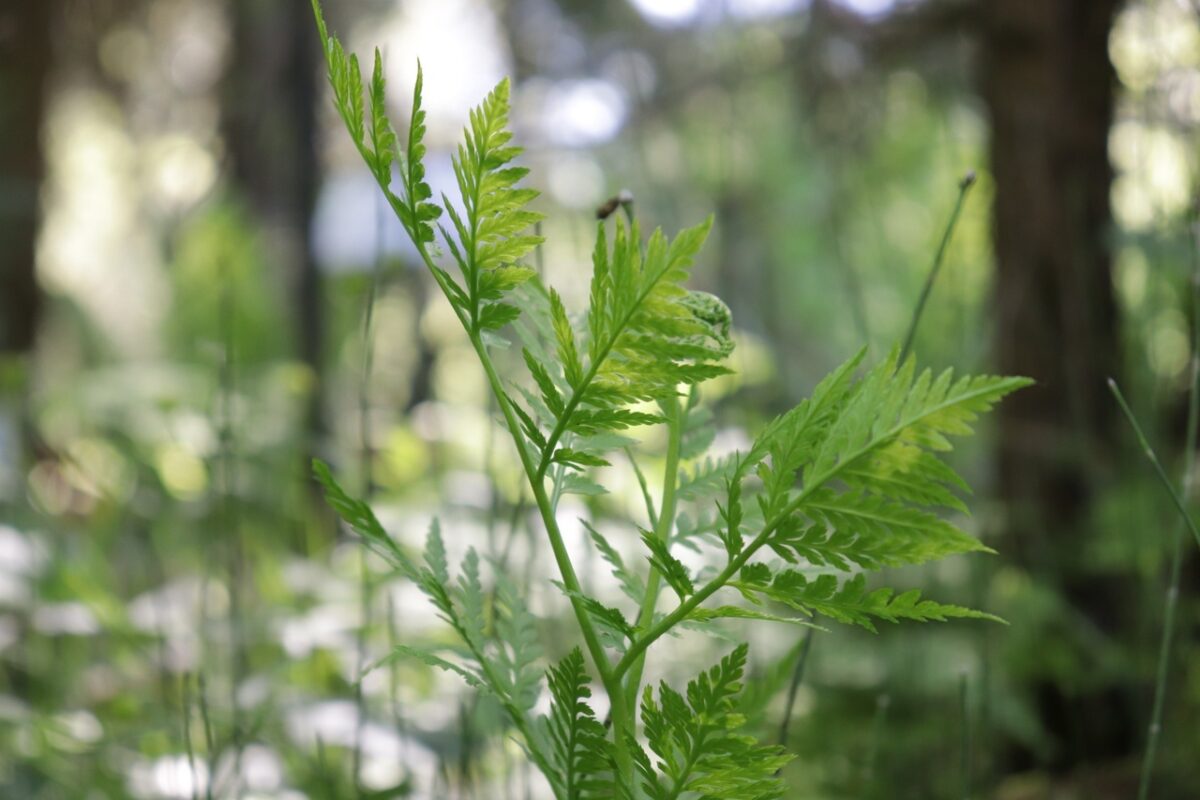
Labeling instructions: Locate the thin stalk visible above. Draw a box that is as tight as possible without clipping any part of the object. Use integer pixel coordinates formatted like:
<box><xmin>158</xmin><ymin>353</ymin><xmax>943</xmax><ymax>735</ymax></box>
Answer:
<box><xmin>1134</xmin><ymin>218</ymin><xmax>1200</xmax><ymax>800</ymax></box>
<box><xmin>626</xmin><ymin>447</ymin><xmax>659</xmax><ymax>530</ymax></box>
<box><xmin>197</xmin><ymin>673</ymin><xmax>216</xmax><ymax>800</ymax></box>
<box><xmin>898</xmin><ymin>171</ymin><xmax>976</xmax><ymax>362</ymax></box>
<box><xmin>623</xmin><ymin>396</ymin><xmax>684</xmax><ymax>716</ymax></box>
<box><xmin>351</xmin><ymin>193</ymin><xmax>386</xmax><ymax>797</ymax></box>
<box><xmin>863</xmin><ymin>692</ymin><xmax>890</xmax><ymax>796</ymax></box>
<box><xmin>1108</xmin><ymin>379</ymin><xmax>1200</xmax><ymax>553</ymax></box>
<box><xmin>216</xmin><ymin>249</ymin><xmax>246</xmax><ymax>798</ymax></box>
<box><xmin>181</xmin><ymin>674</ymin><xmax>199</xmax><ymax>800</ymax></box>
<box><xmin>776</xmin><ymin>626</ymin><xmax>815</xmax><ymax>747</ymax></box>
<box><xmin>959</xmin><ymin>672</ymin><xmax>971</xmax><ymax>800</ymax></box>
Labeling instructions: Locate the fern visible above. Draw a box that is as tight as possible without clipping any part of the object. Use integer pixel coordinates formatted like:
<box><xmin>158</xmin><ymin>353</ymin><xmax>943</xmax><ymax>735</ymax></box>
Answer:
<box><xmin>543</xmin><ymin>649</ymin><xmax>619</xmax><ymax>800</ymax></box>
<box><xmin>309</xmin><ymin>3</ymin><xmax>1029</xmax><ymax>795</ymax></box>
<box><xmin>633</xmin><ymin>644</ymin><xmax>791</xmax><ymax>800</ymax></box>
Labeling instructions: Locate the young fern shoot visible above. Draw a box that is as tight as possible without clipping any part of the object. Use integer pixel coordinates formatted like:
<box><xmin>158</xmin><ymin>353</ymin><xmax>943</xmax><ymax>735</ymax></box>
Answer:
<box><xmin>309</xmin><ymin>3</ymin><xmax>1030</xmax><ymax>796</ymax></box>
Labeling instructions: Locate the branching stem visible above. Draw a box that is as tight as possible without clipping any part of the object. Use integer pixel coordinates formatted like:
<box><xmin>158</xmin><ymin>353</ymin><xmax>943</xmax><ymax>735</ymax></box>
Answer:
<box><xmin>623</xmin><ymin>396</ymin><xmax>684</xmax><ymax>715</ymax></box>
<box><xmin>614</xmin><ymin>380</ymin><xmax>1011</xmax><ymax>681</ymax></box>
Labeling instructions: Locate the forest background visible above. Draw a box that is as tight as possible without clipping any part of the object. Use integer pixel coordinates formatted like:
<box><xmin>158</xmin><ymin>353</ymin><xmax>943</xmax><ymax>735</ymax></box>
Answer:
<box><xmin>1</xmin><ymin>0</ymin><xmax>1198</xmax><ymax>798</ymax></box>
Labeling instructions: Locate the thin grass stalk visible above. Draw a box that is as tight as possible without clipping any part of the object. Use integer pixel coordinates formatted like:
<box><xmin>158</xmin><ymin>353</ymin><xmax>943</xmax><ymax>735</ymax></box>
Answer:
<box><xmin>197</xmin><ymin>673</ymin><xmax>216</xmax><ymax>800</ymax></box>
<box><xmin>181</xmin><ymin>674</ymin><xmax>199</xmax><ymax>800</ymax></box>
<box><xmin>898</xmin><ymin>171</ymin><xmax>977</xmax><ymax>362</ymax></box>
<box><xmin>775</xmin><ymin>625</ymin><xmax>816</xmax><ymax>750</ymax></box>
<box><xmin>216</xmin><ymin>245</ymin><xmax>246</xmax><ymax>797</ymax></box>
<box><xmin>959</xmin><ymin>672</ymin><xmax>971</xmax><ymax>800</ymax></box>
<box><xmin>863</xmin><ymin>692</ymin><xmax>890</xmax><ymax>796</ymax></box>
<box><xmin>351</xmin><ymin>189</ymin><xmax>386</xmax><ymax>798</ymax></box>
<box><xmin>1109</xmin><ymin>379</ymin><xmax>1200</xmax><ymax>553</ymax></box>
<box><xmin>1134</xmin><ymin>216</ymin><xmax>1200</xmax><ymax>800</ymax></box>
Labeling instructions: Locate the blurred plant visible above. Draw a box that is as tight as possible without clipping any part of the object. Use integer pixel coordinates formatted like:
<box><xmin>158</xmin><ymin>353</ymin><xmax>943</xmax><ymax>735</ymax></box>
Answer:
<box><xmin>309</xmin><ymin>1</ymin><xmax>1029</xmax><ymax>795</ymax></box>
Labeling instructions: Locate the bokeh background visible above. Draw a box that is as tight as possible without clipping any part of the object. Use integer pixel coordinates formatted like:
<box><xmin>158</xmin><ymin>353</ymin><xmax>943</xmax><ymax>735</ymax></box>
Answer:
<box><xmin>2</xmin><ymin>0</ymin><xmax>1199</xmax><ymax>797</ymax></box>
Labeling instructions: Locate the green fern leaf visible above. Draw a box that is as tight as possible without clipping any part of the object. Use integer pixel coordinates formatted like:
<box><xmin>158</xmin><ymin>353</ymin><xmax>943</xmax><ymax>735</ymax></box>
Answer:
<box><xmin>364</xmin><ymin>644</ymin><xmax>491</xmax><ymax>693</ymax></box>
<box><xmin>583</xmin><ymin>521</ymin><xmax>646</xmax><ymax>603</ymax></box>
<box><xmin>736</xmin><ymin>569</ymin><xmax>1002</xmax><ymax>633</ymax></box>
<box><xmin>312</xmin><ymin>459</ymin><xmax>414</xmax><ymax>574</ymax></box>
<box><xmin>442</xmin><ymin>77</ymin><xmax>543</xmax><ymax>328</ymax></box>
<box><xmin>772</xmin><ymin>488</ymin><xmax>987</xmax><ymax>570</ymax></box>
<box><xmin>639</xmin><ymin>530</ymin><xmax>695</xmax><ymax>601</ymax></box>
<box><xmin>494</xmin><ymin>573</ymin><xmax>543</xmax><ymax>712</ymax></box>
<box><xmin>543</xmin><ymin>649</ymin><xmax>618</xmax><ymax>800</ymax></box>
<box><xmin>635</xmin><ymin>644</ymin><xmax>791</xmax><ymax>800</ymax></box>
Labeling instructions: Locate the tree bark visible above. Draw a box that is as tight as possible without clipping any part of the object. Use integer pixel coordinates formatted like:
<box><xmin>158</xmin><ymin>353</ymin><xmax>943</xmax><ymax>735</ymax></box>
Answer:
<box><xmin>982</xmin><ymin>0</ymin><xmax>1129</xmax><ymax>770</ymax></box>
<box><xmin>221</xmin><ymin>0</ymin><xmax>324</xmax><ymax>437</ymax></box>
<box><xmin>0</xmin><ymin>0</ymin><xmax>52</xmax><ymax>357</ymax></box>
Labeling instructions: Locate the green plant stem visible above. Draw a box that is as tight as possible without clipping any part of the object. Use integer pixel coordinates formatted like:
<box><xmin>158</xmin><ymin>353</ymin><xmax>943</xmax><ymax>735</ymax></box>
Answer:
<box><xmin>863</xmin><ymin>692</ymin><xmax>889</xmax><ymax>795</ymax></box>
<box><xmin>776</xmin><ymin>626</ymin><xmax>814</xmax><ymax>747</ymax></box>
<box><xmin>959</xmin><ymin>672</ymin><xmax>971</xmax><ymax>800</ymax></box>
<box><xmin>614</xmin><ymin>380</ymin><xmax>1008</xmax><ymax>682</ymax></box>
<box><xmin>468</xmin><ymin>333</ymin><xmax>634</xmax><ymax>770</ymax></box>
<box><xmin>400</xmin><ymin>225</ymin><xmax>635</xmax><ymax>781</ymax></box>
<box><xmin>1135</xmin><ymin>222</ymin><xmax>1200</xmax><ymax>800</ymax></box>
<box><xmin>181</xmin><ymin>674</ymin><xmax>199</xmax><ymax>800</ymax></box>
<box><xmin>623</xmin><ymin>397</ymin><xmax>684</xmax><ymax>715</ymax></box>
<box><xmin>1108</xmin><ymin>379</ymin><xmax>1200</xmax><ymax>554</ymax></box>
<box><xmin>351</xmin><ymin>195</ymin><xmax>385</xmax><ymax>798</ymax></box>
<box><xmin>898</xmin><ymin>171</ymin><xmax>975</xmax><ymax>362</ymax></box>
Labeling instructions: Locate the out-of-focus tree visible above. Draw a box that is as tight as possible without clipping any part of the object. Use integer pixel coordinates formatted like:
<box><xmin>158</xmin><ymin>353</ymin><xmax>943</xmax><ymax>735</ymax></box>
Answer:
<box><xmin>0</xmin><ymin>1</ymin><xmax>52</xmax><ymax>357</ymax></box>
<box><xmin>982</xmin><ymin>0</ymin><xmax>1130</xmax><ymax>772</ymax></box>
<box><xmin>220</xmin><ymin>0</ymin><xmax>324</xmax><ymax>439</ymax></box>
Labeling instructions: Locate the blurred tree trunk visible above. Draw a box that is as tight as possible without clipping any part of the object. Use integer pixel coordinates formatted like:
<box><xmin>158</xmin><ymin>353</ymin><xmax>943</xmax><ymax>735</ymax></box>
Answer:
<box><xmin>221</xmin><ymin>0</ymin><xmax>324</xmax><ymax>441</ymax></box>
<box><xmin>982</xmin><ymin>0</ymin><xmax>1129</xmax><ymax>770</ymax></box>
<box><xmin>0</xmin><ymin>0</ymin><xmax>53</xmax><ymax>497</ymax></box>
<box><xmin>0</xmin><ymin>0</ymin><xmax>50</xmax><ymax>358</ymax></box>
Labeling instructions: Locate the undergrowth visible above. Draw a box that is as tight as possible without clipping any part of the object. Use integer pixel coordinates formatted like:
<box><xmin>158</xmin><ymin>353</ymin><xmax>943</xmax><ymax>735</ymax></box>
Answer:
<box><xmin>309</xmin><ymin>2</ymin><xmax>1030</xmax><ymax>795</ymax></box>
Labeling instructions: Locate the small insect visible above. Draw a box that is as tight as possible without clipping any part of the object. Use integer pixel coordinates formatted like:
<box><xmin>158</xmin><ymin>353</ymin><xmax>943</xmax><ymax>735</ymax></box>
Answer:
<box><xmin>595</xmin><ymin>189</ymin><xmax>635</xmax><ymax>220</ymax></box>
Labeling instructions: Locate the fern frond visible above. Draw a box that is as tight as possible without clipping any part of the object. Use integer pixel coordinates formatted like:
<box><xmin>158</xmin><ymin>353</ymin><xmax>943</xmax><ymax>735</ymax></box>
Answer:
<box><xmin>771</xmin><ymin>488</ymin><xmax>987</xmax><ymax>570</ymax></box>
<box><xmin>438</xmin><ymin>78</ymin><xmax>543</xmax><ymax>328</ymax></box>
<box><xmin>311</xmin><ymin>3</ymin><xmax>444</xmax><ymax>250</ymax></box>
<box><xmin>635</xmin><ymin>644</ymin><xmax>791</xmax><ymax>800</ymax></box>
<box><xmin>521</xmin><ymin>218</ymin><xmax>734</xmax><ymax>473</ymax></box>
<box><xmin>495</xmin><ymin>573</ymin><xmax>544</xmax><ymax>713</ymax></box>
<box><xmin>313</xmin><ymin>459</ymin><xmax>413</xmax><ymax>574</ymax></box>
<box><xmin>583</xmin><ymin>521</ymin><xmax>646</xmax><ymax>603</ymax></box>
<box><xmin>543</xmin><ymin>649</ymin><xmax>618</xmax><ymax>800</ymax></box>
<box><xmin>364</xmin><ymin>644</ymin><xmax>491</xmax><ymax>693</ymax></box>
<box><xmin>639</xmin><ymin>530</ymin><xmax>695</xmax><ymax>601</ymax></box>
<box><xmin>735</xmin><ymin>567</ymin><xmax>1001</xmax><ymax>633</ymax></box>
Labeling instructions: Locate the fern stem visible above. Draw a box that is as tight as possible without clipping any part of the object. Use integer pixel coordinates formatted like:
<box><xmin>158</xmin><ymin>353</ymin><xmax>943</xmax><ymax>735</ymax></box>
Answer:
<box><xmin>623</xmin><ymin>397</ymin><xmax>685</xmax><ymax>715</ymax></box>
<box><xmin>898</xmin><ymin>171</ymin><xmax>975</xmax><ymax>362</ymax></box>
<box><xmin>614</xmin><ymin>379</ymin><xmax>1011</xmax><ymax>681</ymax></box>
<box><xmin>465</xmin><ymin>325</ymin><xmax>637</xmax><ymax>781</ymax></box>
<box><xmin>1135</xmin><ymin>219</ymin><xmax>1200</xmax><ymax>800</ymax></box>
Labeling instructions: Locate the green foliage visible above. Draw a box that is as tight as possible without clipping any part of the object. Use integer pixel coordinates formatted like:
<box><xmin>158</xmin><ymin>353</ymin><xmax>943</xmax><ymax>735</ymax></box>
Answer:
<box><xmin>310</xmin><ymin>2</ymin><xmax>1028</xmax><ymax>795</ymax></box>
<box><xmin>633</xmin><ymin>644</ymin><xmax>791</xmax><ymax>799</ymax></box>
<box><xmin>543</xmin><ymin>649</ymin><xmax>619</xmax><ymax>800</ymax></box>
